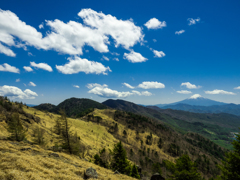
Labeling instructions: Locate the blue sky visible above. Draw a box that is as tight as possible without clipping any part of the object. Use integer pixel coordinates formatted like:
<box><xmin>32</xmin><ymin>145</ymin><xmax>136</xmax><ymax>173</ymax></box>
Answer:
<box><xmin>0</xmin><ymin>0</ymin><xmax>240</xmax><ymax>105</ymax></box>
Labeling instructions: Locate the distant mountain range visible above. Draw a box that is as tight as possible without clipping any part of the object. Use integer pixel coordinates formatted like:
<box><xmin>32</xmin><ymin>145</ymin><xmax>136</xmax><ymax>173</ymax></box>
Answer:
<box><xmin>33</xmin><ymin>97</ymin><xmax>240</xmax><ymax>149</ymax></box>
<box><xmin>154</xmin><ymin>94</ymin><xmax>227</xmax><ymax>107</ymax></box>
<box><xmin>142</xmin><ymin>94</ymin><xmax>240</xmax><ymax>116</ymax></box>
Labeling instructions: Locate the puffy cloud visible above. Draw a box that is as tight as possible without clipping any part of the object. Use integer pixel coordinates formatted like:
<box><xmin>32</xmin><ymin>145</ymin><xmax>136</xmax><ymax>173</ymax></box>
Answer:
<box><xmin>87</xmin><ymin>84</ymin><xmax>153</xmax><ymax>98</ymax></box>
<box><xmin>181</xmin><ymin>82</ymin><xmax>201</xmax><ymax>89</ymax></box>
<box><xmin>24</xmin><ymin>89</ymin><xmax>38</xmax><ymax>99</ymax></box>
<box><xmin>234</xmin><ymin>86</ymin><xmax>240</xmax><ymax>90</ymax></box>
<box><xmin>56</xmin><ymin>56</ymin><xmax>111</xmax><ymax>75</ymax></box>
<box><xmin>113</xmin><ymin>58</ymin><xmax>119</xmax><ymax>61</ymax></box>
<box><xmin>153</xmin><ymin>39</ymin><xmax>157</xmax><ymax>42</ymax></box>
<box><xmin>44</xmin><ymin>19</ymin><xmax>109</xmax><ymax>55</ymax></box>
<box><xmin>30</xmin><ymin>62</ymin><xmax>53</xmax><ymax>72</ymax></box>
<box><xmin>0</xmin><ymin>63</ymin><xmax>19</xmax><ymax>73</ymax></box>
<box><xmin>144</xmin><ymin>18</ymin><xmax>166</xmax><ymax>29</ymax></box>
<box><xmin>102</xmin><ymin>56</ymin><xmax>109</xmax><ymax>61</ymax></box>
<box><xmin>138</xmin><ymin>81</ymin><xmax>165</xmax><ymax>89</ymax></box>
<box><xmin>0</xmin><ymin>9</ymin><xmax>144</xmax><ymax>57</ymax></box>
<box><xmin>16</xmin><ymin>79</ymin><xmax>20</xmax><ymax>82</ymax></box>
<box><xmin>0</xmin><ymin>43</ymin><xmax>16</xmax><ymax>57</ymax></box>
<box><xmin>205</xmin><ymin>89</ymin><xmax>236</xmax><ymax>95</ymax></box>
<box><xmin>86</xmin><ymin>83</ymin><xmax>108</xmax><ymax>89</ymax></box>
<box><xmin>0</xmin><ymin>9</ymin><xmax>45</xmax><ymax>55</ymax></box>
<box><xmin>0</xmin><ymin>85</ymin><xmax>38</xmax><ymax>99</ymax></box>
<box><xmin>123</xmin><ymin>50</ymin><xmax>148</xmax><ymax>63</ymax></box>
<box><xmin>177</xmin><ymin>90</ymin><xmax>192</xmax><ymax>94</ymax></box>
<box><xmin>88</xmin><ymin>86</ymin><xmax>133</xmax><ymax>98</ymax></box>
<box><xmin>78</xmin><ymin>9</ymin><xmax>144</xmax><ymax>50</ymax></box>
<box><xmin>23</xmin><ymin>66</ymin><xmax>33</xmax><ymax>72</ymax></box>
<box><xmin>132</xmin><ymin>90</ymin><xmax>152</xmax><ymax>96</ymax></box>
<box><xmin>153</xmin><ymin>50</ymin><xmax>165</xmax><ymax>58</ymax></box>
<box><xmin>111</xmin><ymin>52</ymin><xmax>120</xmax><ymax>56</ymax></box>
<box><xmin>140</xmin><ymin>91</ymin><xmax>153</xmax><ymax>96</ymax></box>
<box><xmin>28</xmin><ymin>52</ymin><xmax>33</xmax><ymax>56</ymax></box>
<box><xmin>39</xmin><ymin>23</ymin><xmax>44</xmax><ymax>29</ymax></box>
<box><xmin>73</xmin><ymin>85</ymin><xmax>79</xmax><ymax>88</ymax></box>
<box><xmin>122</xmin><ymin>83</ymin><xmax>134</xmax><ymax>89</ymax></box>
<box><xmin>188</xmin><ymin>18</ymin><xmax>200</xmax><ymax>26</ymax></box>
<box><xmin>175</xmin><ymin>30</ymin><xmax>185</xmax><ymax>35</ymax></box>
<box><xmin>29</xmin><ymin>81</ymin><xmax>36</xmax><ymax>87</ymax></box>
<box><xmin>189</xmin><ymin>94</ymin><xmax>202</xmax><ymax>99</ymax></box>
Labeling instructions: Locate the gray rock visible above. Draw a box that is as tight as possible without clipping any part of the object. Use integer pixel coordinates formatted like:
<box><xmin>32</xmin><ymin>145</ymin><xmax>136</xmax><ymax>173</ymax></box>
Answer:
<box><xmin>84</xmin><ymin>167</ymin><xmax>98</xmax><ymax>179</ymax></box>
<box><xmin>150</xmin><ymin>173</ymin><xmax>165</xmax><ymax>180</ymax></box>
<box><xmin>114</xmin><ymin>170</ymin><xmax>120</xmax><ymax>174</ymax></box>
<box><xmin>20</xmin><ymin>147</ymin><xmax>32</xmax><ymax>151</ymax></box>
<box><xmin>49</xmin><ymin>153</ymin><xmax>60</xmax><ymax>157</ymax></box>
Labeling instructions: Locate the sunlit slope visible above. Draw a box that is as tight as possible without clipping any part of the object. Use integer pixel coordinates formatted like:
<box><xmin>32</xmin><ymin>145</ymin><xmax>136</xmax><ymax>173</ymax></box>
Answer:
<box><xmin>0</xmin><ymin>140</ymin><xmax>136</xmax><ymax>180</ymax></box>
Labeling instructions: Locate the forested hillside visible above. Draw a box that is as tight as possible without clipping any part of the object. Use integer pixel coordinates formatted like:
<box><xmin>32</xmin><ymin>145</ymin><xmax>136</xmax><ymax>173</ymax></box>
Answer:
<box><xmin>0</xmin><ymin>96</ymin><xmax>234</xmax><ymax>179</ymax></box>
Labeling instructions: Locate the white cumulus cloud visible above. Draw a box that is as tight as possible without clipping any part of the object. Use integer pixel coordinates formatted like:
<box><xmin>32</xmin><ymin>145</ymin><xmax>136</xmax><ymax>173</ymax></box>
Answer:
<box><xmin>29</xmin><ymin>82</ymin><xmax>36</xmax><ymax>87</ymax></box>
<box><xmin>30</xmin><ymin>62</ymin><xmax>53</xmax><ymax>72</ymax></box>
<box><xmin>16</xmin><ymin>79</ymin><xmax>20</xmax><ymax>82</ymax></box>
<box><xmin>86</xmin><ymin>83</ymin><xmax>108</xmax><ymax>89</ymax></box>
<box><xmin>181</xmin><ymin>82</ymin><xmax>201</xmax><ymax>89</ymax></box>
<box><xmin>123</xmin><ymin>50</ymin><xmax>148</xmax><ymax>63</ymax></box>
<box><xmin>87</xmin><ymin>84</ymin><xmax>153</xmax><ymax>98</ymax></box>
<box><xmin>205</xmin><ymin>89</ymin><xmax>236</xmax><ymax>95</ymax></box>
<box><xmin>39</xmin><ymin>23</ymin><xmax>44</xmax><ymax>29</ymax></box>
<box><xmin>0</xmin><ymin>63</ymin><xmax>19</xmax><ymax>73</ymax></box>
<box><xmin>234</xmin><ymin>86</ymin><xmax>240</xmax><ymax>90</ymax></box>
<box><xmin>144</xmin><ymin>18</ymin><xmax>166</xmax><ymax>29</ymax></box>
<box><xmin>78</xmin><ymin>9</ymin><xmax>144</xmax><ymax>50</ymax></box>
<box><xmin>177</xmin><ymin>90</ymin><xmax>192</xmax><ymax>94</ymax></box>
<box><xmin>188</xmin><ymin>18</ymin><xmax>200</xmax><ymax>26</ymax></box>
<box><xmin>88</xmin><ymin>86</ymin><xmax>133</xmax><ymax>98</ymax></box>
<box><xmin>0</xmin><ymin>43</ymin><xmax>16</xmax><ymax>57</ymax></box>
<box><xmin>102</xmin><ymin>56</ymin><xmax>109</xmax><ymax>61</ymax></box>
<box><xmin>175</xmin><ymin>30</ymin><xmax>185</xmax><ymax>35</ymax></box>
<box><xmin>73</xmin><ymin>85</ymin><xmax>80</xmax><ymax>88</ymax></box>
<box><xmin>56</xmin><ymin>56</ymin><xmax>111</xmax><ymax>75</ymax></box>
<box><xmin>0</xmin><ymin>85</ymin><xmax>38</xmax><ymax>99</ymax></box>
<box><xmin>132</xmin><ymin>90</ymin><xmax>152</xmax><ymax>96</ymax></box>
<box><xmin>153</xmin><ymin>39</ymin><xmax>157</xmax><ymax>42</ymax></box>
<box><xmin>140</xmin><ymin>91</ymin><xmax>153</xmax><ymax>96</ymax></box>
<box><xmin>0</xmin><ymin>9</ymin><xmax>144</xmax><ymax>57</ymax></box>
<box><xmin>123</xmin><ymin>83</ymin><xmax>134</xmax><ymax>89</ymax></box>
<box><xmin>138</xmin><ymin>81</ymin><xmax>165</xmax><ymax>89</ymax></box>
<box><xmin>153</xmin><ymin>50</ymin><xmax>165</xmax><ymax>58</ymax></box>
<box><xmin>23</xmin><ymin>66</ymin><xmax>33</xmax><ymax>72</ymax></box>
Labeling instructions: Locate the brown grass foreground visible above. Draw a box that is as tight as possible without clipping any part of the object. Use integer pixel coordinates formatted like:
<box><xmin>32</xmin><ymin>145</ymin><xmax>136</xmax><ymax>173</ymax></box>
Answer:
<box><xmin>0</xmin><ymin>140</ymin><xmax>137</xmax><ymax>180</ymax></box>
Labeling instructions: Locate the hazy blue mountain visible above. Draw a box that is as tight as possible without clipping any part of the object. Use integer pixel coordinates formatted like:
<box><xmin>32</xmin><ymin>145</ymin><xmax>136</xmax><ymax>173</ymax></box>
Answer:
<box><xmin>154</xmin><ymin>94</ymin><xmax>227</xmax><ymax>107</ymax></box>
<box><xmin>26</xmin><ymin>104</ymin><xmax>38</xmax><ymax>107</ymax></box>
<box><xmin>156</xmin><ymin>103</ymin><xmax>240</xmax><ymax>116</ymax></box>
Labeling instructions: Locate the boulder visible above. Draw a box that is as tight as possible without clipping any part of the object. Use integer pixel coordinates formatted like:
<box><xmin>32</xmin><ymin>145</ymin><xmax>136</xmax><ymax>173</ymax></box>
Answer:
<box><xmin>150</xmin><ymin>173</ymin><xmax>165</xmax><ymax>180</ymax></box>
<box><xmin>49</xmin><ymin>153</ymin><xmax>60</xmax><ymax>157</ymax></box>
<box><xmin>84</xmin><ymin>167</ymin><xmax>98</xmax><ymax>179</ymax></box>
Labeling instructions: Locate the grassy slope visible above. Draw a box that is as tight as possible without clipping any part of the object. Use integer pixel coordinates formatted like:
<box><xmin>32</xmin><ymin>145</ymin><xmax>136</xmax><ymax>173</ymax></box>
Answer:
<box><xmin>0</xmin><ymin>140</ymin><xmax>136</xmax><ymax>180</ymax></box>
<box><xmin>0</xmin><ymin>106</ymin><xmax>175</xmax><ymax>180</ymax></box>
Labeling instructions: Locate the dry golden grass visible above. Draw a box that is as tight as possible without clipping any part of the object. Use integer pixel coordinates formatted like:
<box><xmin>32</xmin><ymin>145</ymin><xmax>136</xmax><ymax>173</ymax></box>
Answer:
<box><xmin>0</xmin><ymin>106</ymin><xmax>177</xmax><ymax>179</ymax></box>
<box><xmin>0</xmin><ymin>140</ymin><xmax>137</xmax><ymax>180</ymax></box>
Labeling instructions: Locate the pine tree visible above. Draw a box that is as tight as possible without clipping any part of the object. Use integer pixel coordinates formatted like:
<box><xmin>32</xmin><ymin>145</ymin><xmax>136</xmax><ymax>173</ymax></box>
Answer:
<box><xmin>131</xmin><ymin>164</ymin><xmax>140</xmax><ymax>179</ymax></box>
<box><xmin>33</xmin><ymin>126</ymin><xmax>45</xmax><ymax>145</ymax></box>
<box><xmin>111</xmin><ymin>141</ymin><xmax>131</xmax><ymax>175</ymax></box>
<box><xmin>7</xmin><ymin>112</ymin><xmax>26</xmax><ymax>141</ymax></box>
<box><xmin>59</xmin><ymin>109</ymin><xmax>72</xmax><ymax>154</ymax></box>
<box><xmin>170</xmin><ymin>154</ymin><xmax>201</xmax><ymax>180</ymax></box>
<box><xmin>219</xmin><ymin>130</ymin><xmax>240</xmax><ymax>180</ymax></box>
